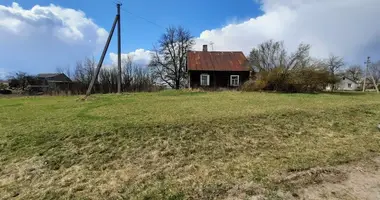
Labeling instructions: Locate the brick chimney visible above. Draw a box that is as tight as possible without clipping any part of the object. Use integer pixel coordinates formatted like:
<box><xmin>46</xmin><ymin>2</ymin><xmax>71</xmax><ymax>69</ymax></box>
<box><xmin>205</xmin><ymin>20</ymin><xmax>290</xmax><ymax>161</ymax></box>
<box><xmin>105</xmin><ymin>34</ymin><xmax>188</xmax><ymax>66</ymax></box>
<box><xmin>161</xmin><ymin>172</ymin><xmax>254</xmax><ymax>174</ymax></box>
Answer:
<box><xmin>203</xmin><ymin>44</ymin><xmax>208</xmax><ymax>52</ymax></box>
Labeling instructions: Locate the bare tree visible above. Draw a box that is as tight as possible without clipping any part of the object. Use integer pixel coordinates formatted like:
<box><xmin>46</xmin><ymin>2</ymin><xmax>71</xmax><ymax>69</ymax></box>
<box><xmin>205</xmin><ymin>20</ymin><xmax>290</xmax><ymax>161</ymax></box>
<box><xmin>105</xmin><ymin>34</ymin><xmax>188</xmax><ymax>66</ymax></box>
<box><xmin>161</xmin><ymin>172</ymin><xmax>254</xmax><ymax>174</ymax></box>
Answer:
<box><xmin>74</xmin><ymin>57</ymin><xmax>96</xmax><ymax>85</ymax></box>
<box><xmin>325</xmin><ymin>54</ymin><xmax>344</xmax><ymax>91</ymax></box>
<box><xmin>149</xmin><ymin>26</ymin><xmax>195</xmax><ymax>89</ymax></box>
<box><xmin>248</xmin><ymin>40</ymin><xmax>311</xmax><ymax>72</ymax></box>
<box><xmin>56</xmin><ymin>65</ymin><xmax>72</xmax><ymax>79</ymax></box>
<box><xmin>345</xmin><ymin>65</ymin><xmax>363</xmax><ymax>82</ymax></box>
<box><xmin>74</xmin><ymin>61</ymin><xmax>86</xmax><ymax>83</ymax></box>
<box><xmin>326</xmin><ymin>54</ymin><xmax>344</xmax><ymax>75</ymax></box>
<box><xmin>122</xmin><ymin>56</ymin><xmax>133</xmax><ymax>91</ymax></box>
<box><xmin>370</xmin><ymin>61</ymin><xmax>380</xmax><ymax>84</ymax></box>
<box><xmin>8</xmin><ymin>71</ymin><xmax>29</xmax><ymax>90</ymax></box>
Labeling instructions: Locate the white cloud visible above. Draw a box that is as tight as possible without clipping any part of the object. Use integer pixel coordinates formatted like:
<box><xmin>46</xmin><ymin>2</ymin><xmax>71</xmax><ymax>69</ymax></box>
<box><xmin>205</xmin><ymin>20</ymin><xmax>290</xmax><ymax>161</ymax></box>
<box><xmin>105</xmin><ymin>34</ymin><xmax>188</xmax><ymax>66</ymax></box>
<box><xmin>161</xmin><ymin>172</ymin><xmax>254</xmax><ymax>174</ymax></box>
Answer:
<box><xmin>195</xmin><ymin>0</ymin><xmax>380</xmax><ymax>64</ymax></box>
<box><xmin>109</xmin><ymin>49</ymin><xmax>152</xmax><ymax>67</ymax></box>
<box><xmin>0</xmin><ymin>2</ymin><xmax>107</xmax><ymax>73</ymax></box>
<box><xmin>119</xmin><ymin>0</ymin><xmax>380</xmax><ymax>66</ymax></box>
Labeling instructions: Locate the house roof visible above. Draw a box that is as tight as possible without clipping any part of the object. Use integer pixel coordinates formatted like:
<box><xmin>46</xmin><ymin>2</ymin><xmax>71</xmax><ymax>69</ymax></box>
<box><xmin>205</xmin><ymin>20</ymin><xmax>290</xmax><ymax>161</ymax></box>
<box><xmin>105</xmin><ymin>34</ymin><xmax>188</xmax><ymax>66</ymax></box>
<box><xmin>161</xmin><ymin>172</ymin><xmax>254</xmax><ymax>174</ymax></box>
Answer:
<box><xmin>341</xmin><ymin>76</ymin><xmax>358</xmax><ymax>84</ymax></box>
<box><xmin>187</xmin><ymin>51</ymin><xmax>250</xmax><ymax>71</ymax></box>
<box><xmin>37</xmin><ymin>73</ymin><xmax>72</xmax><ymax>83</ymax></box>
<box><xmin>37</xmin><ymin>73</ymin><xmax>62</xmax><ymax>78</ymax></box>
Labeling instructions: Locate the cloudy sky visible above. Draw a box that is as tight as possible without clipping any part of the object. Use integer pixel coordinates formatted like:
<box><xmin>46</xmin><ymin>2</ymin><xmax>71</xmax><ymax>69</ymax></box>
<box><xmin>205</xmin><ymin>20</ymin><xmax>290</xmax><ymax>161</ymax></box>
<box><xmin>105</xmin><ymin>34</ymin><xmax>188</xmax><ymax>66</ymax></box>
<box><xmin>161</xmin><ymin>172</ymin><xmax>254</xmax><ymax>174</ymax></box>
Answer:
<box><xmin>1</xmin><ymin>0</ymin><xmax>380</xmax><ymax>78</ymax></box>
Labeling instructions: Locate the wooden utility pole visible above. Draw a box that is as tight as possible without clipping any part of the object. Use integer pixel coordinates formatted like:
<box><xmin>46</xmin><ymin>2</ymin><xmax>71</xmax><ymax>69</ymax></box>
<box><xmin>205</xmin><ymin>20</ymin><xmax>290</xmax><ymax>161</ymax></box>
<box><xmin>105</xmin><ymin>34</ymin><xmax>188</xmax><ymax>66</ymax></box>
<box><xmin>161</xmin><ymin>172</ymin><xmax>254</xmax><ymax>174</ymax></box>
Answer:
<box><xmin>365</xmin><ymin>57</ymin><xmax>379</xmax><ymax>93</ymax></box>
<box><xmin>117</xmin><ymin>3</ymin><xmax>122</xmax><ymax>93</ymax></box>
<box><xmin>84</xmin><ymin>3</ymin><xmax>122</xmax><ymax>99</ymax></box>
<box><xmin>363</xmin><ymin>57</ymin><xmax>369</xmax><ymax>92</ymax></box>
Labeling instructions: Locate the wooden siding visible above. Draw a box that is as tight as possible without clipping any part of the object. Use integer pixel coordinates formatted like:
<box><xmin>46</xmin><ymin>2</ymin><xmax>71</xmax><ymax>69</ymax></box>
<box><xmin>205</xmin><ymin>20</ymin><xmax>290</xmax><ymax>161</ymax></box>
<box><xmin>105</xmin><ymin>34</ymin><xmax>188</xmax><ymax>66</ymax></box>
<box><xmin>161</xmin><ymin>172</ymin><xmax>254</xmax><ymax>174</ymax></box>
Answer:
<box><xmin>189</xmin><ymin>70</ymin><xmax>250</xmax><ymax>88</ymax></box>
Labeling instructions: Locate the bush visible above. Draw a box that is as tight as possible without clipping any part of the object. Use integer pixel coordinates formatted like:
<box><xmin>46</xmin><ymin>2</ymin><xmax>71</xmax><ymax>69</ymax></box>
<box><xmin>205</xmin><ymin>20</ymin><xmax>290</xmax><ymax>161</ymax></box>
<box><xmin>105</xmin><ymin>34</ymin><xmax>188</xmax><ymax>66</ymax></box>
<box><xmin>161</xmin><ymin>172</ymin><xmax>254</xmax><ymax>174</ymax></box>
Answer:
<box><xmin>0</xmin><ymin>83</ymin><xmax>7</xmax><ymax>90</ymax></box>
<box><xmin>0</xmin><ymin>89</ymin><xmax>12</xmax><ymax>95</ymax></box>
<box><xmin>242</xmin><ymin>67</ymin><xmax>333</xmax><ymax>93</ymax></box>
<box><xmin>241</xmin><ymin>79</ymin><xmax>267</xmax><ymax>91</ymax></box>
<box><xmin>288</xmin><ymin>68</ymin><xmax>332</xmax><ymax>92</ymax></box>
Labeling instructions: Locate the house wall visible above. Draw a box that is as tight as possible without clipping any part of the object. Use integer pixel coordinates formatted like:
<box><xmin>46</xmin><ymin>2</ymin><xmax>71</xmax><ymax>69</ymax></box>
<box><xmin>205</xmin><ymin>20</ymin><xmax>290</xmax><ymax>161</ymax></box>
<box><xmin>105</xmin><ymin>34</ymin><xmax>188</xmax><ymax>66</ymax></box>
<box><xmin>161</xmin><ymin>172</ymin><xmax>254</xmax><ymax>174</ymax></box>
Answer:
<box><xmin>189</xmin><ymin>70</ymin><xmax>250</xmax><ymax>88</ymax></box>
<box><xmin>326</xmin><ymin>78</ymin><xmax>359</xmax><ymax>91</ymax></box>
<box><xmin>337</xmin><ymin>78</ymin><xmax>359</xmax><ymax>91</ymax></box>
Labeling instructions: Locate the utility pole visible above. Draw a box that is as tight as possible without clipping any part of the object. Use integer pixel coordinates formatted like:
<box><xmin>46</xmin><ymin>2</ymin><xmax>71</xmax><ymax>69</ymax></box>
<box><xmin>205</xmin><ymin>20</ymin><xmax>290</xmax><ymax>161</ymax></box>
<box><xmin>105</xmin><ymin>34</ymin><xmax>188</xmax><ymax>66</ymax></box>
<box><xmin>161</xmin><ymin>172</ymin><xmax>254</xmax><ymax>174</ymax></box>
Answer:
<box><xmin>365</xmin><ymin>57</ymin><xmax>379</xmax><ymax>93</ymax></box>
<box><xmin>117</xmin><ymin>3</ymin><xmax>122</xmax><ymax>94</ymax></box>
<box><xmin>84</xmin><ymin>3</ymin><xmax>122</xmax><ymax>99</ymax></box>
<box><xmin>363</xmin><ymin>57</ymin><xmax>369</xmax><ymax>92</ymax></box>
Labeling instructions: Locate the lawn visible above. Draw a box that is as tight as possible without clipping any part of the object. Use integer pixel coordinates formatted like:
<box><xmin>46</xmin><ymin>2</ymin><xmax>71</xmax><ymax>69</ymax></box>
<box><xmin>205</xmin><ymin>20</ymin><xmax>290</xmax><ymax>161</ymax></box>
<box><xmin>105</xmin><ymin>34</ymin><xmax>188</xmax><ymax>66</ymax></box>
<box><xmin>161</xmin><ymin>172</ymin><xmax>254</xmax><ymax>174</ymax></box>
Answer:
<box><xmin>1</xmin><ymin>91</ymin><xmax>380</xmax><ymax>199</ymax></box>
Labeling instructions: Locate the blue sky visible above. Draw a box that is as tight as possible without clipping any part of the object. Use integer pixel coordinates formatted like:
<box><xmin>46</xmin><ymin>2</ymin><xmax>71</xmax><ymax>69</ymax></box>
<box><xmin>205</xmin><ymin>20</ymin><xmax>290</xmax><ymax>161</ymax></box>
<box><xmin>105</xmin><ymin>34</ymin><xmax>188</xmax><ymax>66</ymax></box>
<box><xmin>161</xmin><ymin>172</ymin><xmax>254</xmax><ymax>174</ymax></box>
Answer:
<box><xmin>2</xmin><ymin>0</ymin><xmax>261</xmax><ymax>67</ymax></box>
<box><xmin>1</xmin><ymin>0</ymin><xmax>380</xmax><ymax>77</ymax></box>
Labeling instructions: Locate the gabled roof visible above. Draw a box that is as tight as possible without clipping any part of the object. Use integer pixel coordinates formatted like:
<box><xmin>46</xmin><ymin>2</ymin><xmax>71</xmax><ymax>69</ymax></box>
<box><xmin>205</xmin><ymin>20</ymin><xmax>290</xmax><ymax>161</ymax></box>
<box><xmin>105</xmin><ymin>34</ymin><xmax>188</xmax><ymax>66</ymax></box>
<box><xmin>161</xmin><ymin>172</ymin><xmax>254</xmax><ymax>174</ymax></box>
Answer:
<box><xmin>37</xmin><ymin>73</ymin><xmax>62</xmax><ymax>78</ymax></box>
<box><xmin>37</xmin><ymin>73</ymin><xmax>72</xmax><ymax>82</ymax></box>
<box><xmin>341</xmin><ymin>76</ymin><xmax>358</xmax><ymax>84</ymax></box>
<box><xmin>187</xmin><ymin>51</ymin><xmax>250</xmax><ymax>71</ymax></box>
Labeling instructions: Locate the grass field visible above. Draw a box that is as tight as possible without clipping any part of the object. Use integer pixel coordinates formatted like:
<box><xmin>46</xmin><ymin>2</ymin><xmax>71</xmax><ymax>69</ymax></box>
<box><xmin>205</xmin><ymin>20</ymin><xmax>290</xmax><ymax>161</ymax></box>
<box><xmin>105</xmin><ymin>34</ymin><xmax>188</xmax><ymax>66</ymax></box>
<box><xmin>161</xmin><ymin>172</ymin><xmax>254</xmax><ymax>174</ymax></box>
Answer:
<box><xmin>1</xmin><ymin>91</ymin><xmax>380</xmax><ymax>199</ymax></box>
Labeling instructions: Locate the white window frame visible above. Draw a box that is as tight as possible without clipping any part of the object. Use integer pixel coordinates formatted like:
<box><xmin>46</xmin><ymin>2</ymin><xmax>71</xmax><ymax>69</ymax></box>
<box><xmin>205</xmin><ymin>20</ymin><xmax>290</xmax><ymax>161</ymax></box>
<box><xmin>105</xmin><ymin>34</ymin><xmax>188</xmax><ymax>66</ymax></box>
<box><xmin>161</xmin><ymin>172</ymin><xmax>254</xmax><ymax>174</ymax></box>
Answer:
<box><xmin>348</xmin><ymin>83</ymin><xmax>352</xmax><ymax>88</ymax></box>
<box><xmin>230</xmin><ymin>75</ymin><xmax>240</xmax><ymax>86</ymax></box>
<box><xmin>200</xmin><ymin>74</ymin><xmax>210</xmax><ymax>86</ymax></box>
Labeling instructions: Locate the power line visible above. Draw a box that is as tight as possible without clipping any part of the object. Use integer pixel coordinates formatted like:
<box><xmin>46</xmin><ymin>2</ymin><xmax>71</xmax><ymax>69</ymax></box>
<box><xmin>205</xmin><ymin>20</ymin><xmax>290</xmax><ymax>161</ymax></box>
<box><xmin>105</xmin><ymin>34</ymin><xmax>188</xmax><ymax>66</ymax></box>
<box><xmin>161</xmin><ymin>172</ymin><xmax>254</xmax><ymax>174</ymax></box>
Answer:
<box><xmin>120</xmin><ymin>8</ymin><xmax>165</xmax><ymax>29</ymax></box>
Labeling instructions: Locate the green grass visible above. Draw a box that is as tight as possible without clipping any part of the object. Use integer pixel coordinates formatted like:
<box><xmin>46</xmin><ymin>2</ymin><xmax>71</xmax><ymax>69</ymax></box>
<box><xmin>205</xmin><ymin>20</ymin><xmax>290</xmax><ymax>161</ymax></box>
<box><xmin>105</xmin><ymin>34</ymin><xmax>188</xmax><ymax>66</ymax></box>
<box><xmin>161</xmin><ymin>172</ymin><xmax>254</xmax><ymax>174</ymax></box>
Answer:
<box><xmin>1</xmin><ymin>91</ymin><xmax>380</xmax><ymax>199</ymax></box>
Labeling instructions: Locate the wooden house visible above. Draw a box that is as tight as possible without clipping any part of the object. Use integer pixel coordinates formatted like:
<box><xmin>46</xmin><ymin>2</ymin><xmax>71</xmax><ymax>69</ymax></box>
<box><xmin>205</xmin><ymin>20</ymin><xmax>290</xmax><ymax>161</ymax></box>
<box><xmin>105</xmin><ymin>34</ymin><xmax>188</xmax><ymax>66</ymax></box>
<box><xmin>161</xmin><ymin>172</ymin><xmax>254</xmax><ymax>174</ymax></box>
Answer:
<box><xmin>187</xmin><ymin>45</ymin><xmax>251</xmax><ymax>89</ymax></box>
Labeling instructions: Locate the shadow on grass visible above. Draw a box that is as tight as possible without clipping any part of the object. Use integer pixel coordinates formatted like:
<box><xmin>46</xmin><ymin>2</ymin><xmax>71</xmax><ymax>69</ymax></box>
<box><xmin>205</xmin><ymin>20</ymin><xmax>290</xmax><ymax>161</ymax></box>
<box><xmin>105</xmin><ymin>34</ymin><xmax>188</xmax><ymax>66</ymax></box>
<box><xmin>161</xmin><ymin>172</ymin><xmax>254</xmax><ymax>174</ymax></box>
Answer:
<box><xmin>158</xmin><ymin>90</ymin><xmax>206</xmax><ymax>96</ymax></box>
<box><xmin>264</xmin><ymin>91</ymin><xmax>370</xmax><ymax>96</ymax></box>
<box><xmin>320</xmin><ymin>91</ymin><xmax>370</xmax><ymax>96</ymax></box>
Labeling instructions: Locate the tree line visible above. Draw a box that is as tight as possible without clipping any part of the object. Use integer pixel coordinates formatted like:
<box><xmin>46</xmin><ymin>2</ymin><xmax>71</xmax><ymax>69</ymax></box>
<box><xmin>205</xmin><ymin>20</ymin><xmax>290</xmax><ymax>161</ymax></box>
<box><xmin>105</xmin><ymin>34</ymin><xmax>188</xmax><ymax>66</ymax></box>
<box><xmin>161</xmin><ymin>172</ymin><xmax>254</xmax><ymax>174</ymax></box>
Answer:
<box><xmin>244</xmin><ymin>40</ymin><xmax>380</xmax><ymax>92</ymax></box>
<box><xmin>6</xmin><ymin>26</ymin><xmax>380</xmax><ymax>94</ymax></box>
<box><xmin>68</xmin><ymin>56</ymin><xmax>160</xmax><ymax>94</ymax></box>
<box><xmin>148</xmin><ymin>26</ymin><xmax>380</xmax><ymax>93</ymax></box>
<box><xmin>7</xmin><ymin>56</ymin><xmax>162</xmax><ymax>95</ymax></box>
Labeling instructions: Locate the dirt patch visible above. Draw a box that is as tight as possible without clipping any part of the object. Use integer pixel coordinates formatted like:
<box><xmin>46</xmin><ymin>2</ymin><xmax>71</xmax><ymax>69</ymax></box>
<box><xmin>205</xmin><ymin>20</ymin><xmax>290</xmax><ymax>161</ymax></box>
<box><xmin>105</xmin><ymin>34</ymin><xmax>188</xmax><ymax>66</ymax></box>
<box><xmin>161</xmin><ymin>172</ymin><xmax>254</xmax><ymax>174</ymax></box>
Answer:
<box><xmin>297</xmin><ymin>157</ymin><xmax>380</xmax><ymax>200</ymax></box>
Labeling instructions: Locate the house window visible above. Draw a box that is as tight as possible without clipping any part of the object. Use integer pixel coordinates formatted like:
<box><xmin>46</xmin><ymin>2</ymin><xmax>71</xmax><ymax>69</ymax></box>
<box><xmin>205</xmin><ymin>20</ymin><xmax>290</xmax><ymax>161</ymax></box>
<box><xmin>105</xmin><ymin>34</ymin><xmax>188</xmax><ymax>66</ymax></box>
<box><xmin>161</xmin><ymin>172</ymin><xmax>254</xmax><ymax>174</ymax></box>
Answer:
<box><xmin>230</xmin><ymin>75</ymin><xmax>240</xmax><ymax>86</ymax></box>
<box><xmin>348</xmin><ymin>83</ymin><xmax>352</xmax><ymax>88</ymax></box>
<box><xmin>200</xmin><ymin>74</ymin><xmax>210</xmax><ymax>86</ymax></box>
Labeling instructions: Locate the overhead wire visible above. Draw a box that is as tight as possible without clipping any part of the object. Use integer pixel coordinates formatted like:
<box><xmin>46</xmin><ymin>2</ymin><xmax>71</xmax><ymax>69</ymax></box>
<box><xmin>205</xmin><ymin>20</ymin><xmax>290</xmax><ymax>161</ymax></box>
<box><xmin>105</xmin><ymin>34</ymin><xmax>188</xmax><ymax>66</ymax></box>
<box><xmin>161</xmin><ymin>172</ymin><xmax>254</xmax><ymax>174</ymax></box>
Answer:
<box><xmin>120</xmin><ymin>7</ymin><xmax>165</xmax><ymax>29</ymax></box>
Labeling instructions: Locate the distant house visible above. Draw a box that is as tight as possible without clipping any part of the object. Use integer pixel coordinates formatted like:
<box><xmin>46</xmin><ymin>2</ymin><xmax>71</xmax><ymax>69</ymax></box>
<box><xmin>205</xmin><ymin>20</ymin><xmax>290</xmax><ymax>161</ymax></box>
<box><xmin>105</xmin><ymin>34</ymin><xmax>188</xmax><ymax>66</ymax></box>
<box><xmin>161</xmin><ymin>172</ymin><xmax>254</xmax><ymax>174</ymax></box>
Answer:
<box><xmin>187</xmin><ymin>45</ymin><xmax>252</xmax><ymax>88</ymax></box>
<box><xmin>29</xmin><ymin>73</ymin><xmax>72</xmax><ymax>93</ymax></box>
<box><xmin>326</xmin><ymin>76</ymin><xmax>359</xmax><ymax>91</ymax></box>
<box><xmin>37</xmin><ymin>73</ymin><xmax>72</xmax><ymax>83</ymax></box>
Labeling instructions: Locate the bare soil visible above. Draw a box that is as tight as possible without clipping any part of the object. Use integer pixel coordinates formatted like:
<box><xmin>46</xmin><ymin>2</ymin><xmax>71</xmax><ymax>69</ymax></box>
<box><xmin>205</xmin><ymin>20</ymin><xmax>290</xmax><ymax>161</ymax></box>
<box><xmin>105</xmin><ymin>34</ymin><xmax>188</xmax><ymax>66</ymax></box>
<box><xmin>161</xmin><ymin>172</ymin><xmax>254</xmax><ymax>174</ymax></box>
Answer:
<box><xmin>267</xmin><ymin>156</ymin><xmax>380</xmax><ymax>200</ymax></box>
<box><xmin>298</xmin><ymin>157</ymin><xmax>380</xmax><ymax>200</ymax></box>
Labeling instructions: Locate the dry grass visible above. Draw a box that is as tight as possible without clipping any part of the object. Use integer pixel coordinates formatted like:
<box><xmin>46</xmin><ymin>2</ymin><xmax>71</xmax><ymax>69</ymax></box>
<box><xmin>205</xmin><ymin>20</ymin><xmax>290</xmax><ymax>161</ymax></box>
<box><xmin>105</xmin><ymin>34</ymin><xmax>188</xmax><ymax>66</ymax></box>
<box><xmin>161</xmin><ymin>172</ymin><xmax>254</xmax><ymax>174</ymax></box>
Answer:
<box><xmin>1</xmin><ymin>91</ymin><xmax>380</xmax><ymax>199</ymax></box>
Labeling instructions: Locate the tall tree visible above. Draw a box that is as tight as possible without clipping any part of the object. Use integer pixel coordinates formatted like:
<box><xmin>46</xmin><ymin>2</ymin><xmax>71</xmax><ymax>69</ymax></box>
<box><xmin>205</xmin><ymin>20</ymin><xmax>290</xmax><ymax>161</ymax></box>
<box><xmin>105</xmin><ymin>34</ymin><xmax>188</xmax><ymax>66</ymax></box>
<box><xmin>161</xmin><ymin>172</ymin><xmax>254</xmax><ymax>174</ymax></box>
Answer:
<box><xmin>326</xmin><ymin>54</ymin><xmax>344</xmax><ymax>75</ymax></box>
<box><xmin>248</xmin><ymin>40</ymin><xmax>311</xmax><ymax>72</ymax></box>
<box><xmin>74</xmin><ymin>57</ymin><xmax>96</xmax><ymax>85</ymax></box>
<box><xmin>149</xmin><ymin>26</ymin><xmax>195</xmax><ymax>89</ymax></box>
<box><xmin>345</xmin><ymin>65</ymin><xmax>363</xmax><ymax>82</ymax></box>
<box><xmin>8</xmin><ymin>72</ymin><xmax>29</xmax><ymax>90</ymax></box>
<box><xmin>325</xmin><ymin>54</ymin><xmax>345</xmax><ymax>91</ymax></box>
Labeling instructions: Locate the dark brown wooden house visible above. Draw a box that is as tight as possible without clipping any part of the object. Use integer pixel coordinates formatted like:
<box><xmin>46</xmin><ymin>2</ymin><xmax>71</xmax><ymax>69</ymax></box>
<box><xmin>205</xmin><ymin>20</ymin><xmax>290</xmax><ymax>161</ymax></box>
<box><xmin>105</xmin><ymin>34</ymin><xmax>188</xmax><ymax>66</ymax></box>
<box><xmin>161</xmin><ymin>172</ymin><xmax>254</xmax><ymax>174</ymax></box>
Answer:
<box><xmin>187</xmin><ymin>45</ymin><xmax>251</xmax><ymax>88</ymax></box>
<box><xmin>28</xmin><ymin>73</ymin><xmax>72</xmax><ymax>94</ymax></box>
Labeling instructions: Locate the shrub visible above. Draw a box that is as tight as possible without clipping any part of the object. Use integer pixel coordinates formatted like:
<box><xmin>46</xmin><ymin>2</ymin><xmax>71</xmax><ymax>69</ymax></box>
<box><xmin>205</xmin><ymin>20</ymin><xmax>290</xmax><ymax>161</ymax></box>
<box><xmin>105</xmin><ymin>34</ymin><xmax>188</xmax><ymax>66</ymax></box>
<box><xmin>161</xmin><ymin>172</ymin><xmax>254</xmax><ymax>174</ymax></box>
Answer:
<box><xmin>0</xmin><ymin>89</ymin><xmax>12</xmax><ymax>95</ymax></box>
<box><xmin>241</xmin><ymin>78</ymin><xmax>268</xmax><ymax>91</ymax></box>
<box><xmin>242</xmin><ymin>67</ymin><xmax>333</xmax><ymax>93</ymax></box>
<box><xmin>0</xmin><ymin>83</ymin><xmax>7</xmax><ymax>90</ymax></box>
